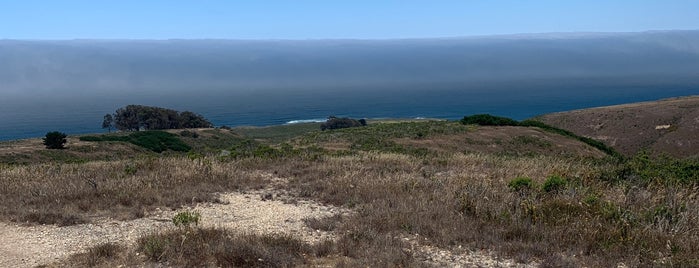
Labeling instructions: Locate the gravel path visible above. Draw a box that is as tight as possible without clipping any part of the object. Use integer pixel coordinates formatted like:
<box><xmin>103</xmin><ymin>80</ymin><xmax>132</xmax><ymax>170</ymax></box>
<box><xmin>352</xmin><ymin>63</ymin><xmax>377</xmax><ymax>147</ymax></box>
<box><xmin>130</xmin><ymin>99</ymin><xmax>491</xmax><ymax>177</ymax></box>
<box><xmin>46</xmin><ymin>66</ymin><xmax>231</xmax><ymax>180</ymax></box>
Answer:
<box><xmin>403</xmin><ymin>234</ymin><xmax>537</xmax><ymax>267</ymax></box>
<box><xmin>0</xmin><ymin>189</ymin><xmax>345</xmax><ymax>268</ymax></box>
<box><xmin>0</xmin><ymin>174</ymin><xmax>532</xmax><ymax>267</ymax></box>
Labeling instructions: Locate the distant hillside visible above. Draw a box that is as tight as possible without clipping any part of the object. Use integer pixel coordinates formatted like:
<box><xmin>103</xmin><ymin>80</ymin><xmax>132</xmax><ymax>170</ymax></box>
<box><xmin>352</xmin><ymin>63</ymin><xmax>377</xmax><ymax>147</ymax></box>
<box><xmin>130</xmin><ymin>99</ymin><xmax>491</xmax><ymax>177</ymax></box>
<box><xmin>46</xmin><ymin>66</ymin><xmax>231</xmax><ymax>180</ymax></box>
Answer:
<box><xmin>538</xmin><ymin>96</ymin><xmax>699</xmax><ymax>158</ymax></box>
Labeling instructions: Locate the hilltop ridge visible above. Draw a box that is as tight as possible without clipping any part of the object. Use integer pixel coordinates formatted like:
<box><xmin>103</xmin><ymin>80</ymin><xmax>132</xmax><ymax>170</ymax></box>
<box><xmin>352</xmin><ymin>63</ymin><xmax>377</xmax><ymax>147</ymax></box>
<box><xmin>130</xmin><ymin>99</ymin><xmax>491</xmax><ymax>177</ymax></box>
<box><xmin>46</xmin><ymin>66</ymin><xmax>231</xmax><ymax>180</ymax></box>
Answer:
<box><xmin>538</xmin><ymin>95</ymin><xmax>699</xmax><ymax>158</ymax></box>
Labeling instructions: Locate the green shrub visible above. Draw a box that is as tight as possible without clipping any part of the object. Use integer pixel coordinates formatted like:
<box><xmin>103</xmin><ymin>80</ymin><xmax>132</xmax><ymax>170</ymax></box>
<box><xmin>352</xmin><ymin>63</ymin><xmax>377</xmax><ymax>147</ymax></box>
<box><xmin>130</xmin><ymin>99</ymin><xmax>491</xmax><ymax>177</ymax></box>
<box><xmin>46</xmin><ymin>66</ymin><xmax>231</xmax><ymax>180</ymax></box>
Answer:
<box><xmin>624</xmin><ymin>150</ymin><xmax>699</xmax><ymax>184</ymax></box>
<box><xmin>460</xmin><ymin>114</ymin><xmax>519</xmax><ymax>126</ymax></box>
<box><xmin>172</xmin><ymin>211</ymin><xmax>200</xmax><ymax>228</ymax></box>
<box><xmin>508</xmin><ymin>177</ymin><xmax>535</xmax><ymax>191</ymax></box>
<box><xmin>542</xmin><ymin>175</ymin><xmax>567</xmax><ymax>193</ymax></box>
<box><xmin>79</xmin><ymin>135</ymin><xmax>129</xmax><ymax>142</ymax></box>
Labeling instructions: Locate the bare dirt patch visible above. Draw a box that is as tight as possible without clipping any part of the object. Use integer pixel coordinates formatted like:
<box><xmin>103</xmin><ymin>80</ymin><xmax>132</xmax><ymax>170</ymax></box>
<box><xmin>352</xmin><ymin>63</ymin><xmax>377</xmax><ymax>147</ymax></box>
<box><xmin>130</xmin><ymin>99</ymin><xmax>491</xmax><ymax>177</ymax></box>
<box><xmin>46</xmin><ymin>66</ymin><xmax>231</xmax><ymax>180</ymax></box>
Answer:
<box><xmin>0</xmin><ymin>189</ymin><xmax>345</xmax><ymax>268</ymax></box>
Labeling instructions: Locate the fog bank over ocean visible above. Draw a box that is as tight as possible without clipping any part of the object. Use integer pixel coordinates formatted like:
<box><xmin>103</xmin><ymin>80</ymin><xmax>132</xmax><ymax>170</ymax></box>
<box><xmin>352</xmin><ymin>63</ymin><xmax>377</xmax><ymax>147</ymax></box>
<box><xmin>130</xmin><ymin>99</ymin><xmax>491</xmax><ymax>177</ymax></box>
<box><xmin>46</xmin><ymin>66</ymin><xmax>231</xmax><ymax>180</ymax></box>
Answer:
<box><xmin>1</xmin><ymin>31</ymin><xmax>699</xmax><ymax>140</ymax></box>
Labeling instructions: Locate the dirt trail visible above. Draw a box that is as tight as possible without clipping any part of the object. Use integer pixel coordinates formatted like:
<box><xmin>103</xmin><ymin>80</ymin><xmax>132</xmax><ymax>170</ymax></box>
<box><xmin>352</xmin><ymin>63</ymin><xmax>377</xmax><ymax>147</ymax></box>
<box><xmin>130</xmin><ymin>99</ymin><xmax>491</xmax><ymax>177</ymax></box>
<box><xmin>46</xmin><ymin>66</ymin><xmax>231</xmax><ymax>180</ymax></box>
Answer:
<box><xmin>1</xmin><ymin>182</ymin><xmax>531</xmax><ymax>267</ymax></box>
<box><xmin>0</xmin><ymin>190</ymin><xmax>344</xmax><ymax>268</ymax></box>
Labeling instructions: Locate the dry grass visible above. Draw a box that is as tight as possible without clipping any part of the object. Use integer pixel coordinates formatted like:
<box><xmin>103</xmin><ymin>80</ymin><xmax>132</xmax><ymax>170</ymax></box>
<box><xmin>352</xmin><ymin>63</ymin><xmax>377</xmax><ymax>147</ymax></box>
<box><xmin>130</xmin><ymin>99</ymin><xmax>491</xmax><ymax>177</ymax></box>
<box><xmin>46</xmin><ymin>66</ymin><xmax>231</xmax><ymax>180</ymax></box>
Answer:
<box><xmin>272</xmin><ymin>152</ymin><xmax>699</xmax><ymax>266</ymax></box>
<box><xmin>0</xmin><ymin>156</ymin><xmax>270</xmax><ymax>225</ymax></box>
<box><xmin>61</xmin><ymin>243</ymin><xmax>128</xmax><ymax>267</ymax></box>
<box><xmin>304</xmin><ymin>214</ymin><xmax>343</xmax><ymax>232</ymax></box>
<box><xmin>0</xmin><ymin>137</ymin><xmax>152</xmax><ymax>164</ymax></box>
<box><xmin>538</xmin><ymin>95</ymin><xmax>699</xmax><ymax>158</ymax></box>
<box><xmin>394</xmin><ymin>126</ymin><xmax>607</xmax><ymax>158</ymax></box>
<box><xmin>57</xmin><ymin>228</ymin><xmax>332</xmax><ymax>268</ymax></box>
<box><xmin>137</xmin><ymin>227</ymin><xmax>318</xmax><ymax>267</ymax></box>
<box><xmin>4</xmin><ymin>120</ymin><xmax>699</xmax><ymax>266</ymax></box>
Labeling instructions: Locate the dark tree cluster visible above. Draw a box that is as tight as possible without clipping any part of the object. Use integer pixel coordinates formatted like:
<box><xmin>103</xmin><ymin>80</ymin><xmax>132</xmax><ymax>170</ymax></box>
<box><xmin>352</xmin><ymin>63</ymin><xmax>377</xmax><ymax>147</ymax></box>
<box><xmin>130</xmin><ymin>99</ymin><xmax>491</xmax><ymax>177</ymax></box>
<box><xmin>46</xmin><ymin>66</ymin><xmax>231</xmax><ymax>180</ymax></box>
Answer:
<box><xmin>320</xmin><ymin>116</ymin><xmax>367</xmax><ymax>131</ymax></box>
<box><xmin>43</xmin><ymin>131</ymin><xmax>67</xmax><ymax>149</ymax></box>
<box><xmin>104</xmin><ymin>105</ymin><xmax>213</xmax><ymax>131</ymax></box>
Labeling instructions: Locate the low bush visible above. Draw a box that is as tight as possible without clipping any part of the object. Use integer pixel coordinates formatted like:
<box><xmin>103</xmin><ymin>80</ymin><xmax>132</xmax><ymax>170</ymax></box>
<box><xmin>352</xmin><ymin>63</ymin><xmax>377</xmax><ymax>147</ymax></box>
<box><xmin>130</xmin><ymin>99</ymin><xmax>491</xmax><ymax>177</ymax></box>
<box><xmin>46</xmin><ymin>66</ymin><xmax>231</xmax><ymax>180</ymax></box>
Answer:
<box><xmin>620</xmin><ymin>150</ymin><xmax>699</xmax><ymax>185</ymax></box>
<box><xmin>508</xmin><ymin>177</ymin><xmax>535</xmax><ymax>191</ymax></box>
<box><xmin>172</xmin><ymin>211</ymin><xmax>200</xmax><ymax>228</ymax></box>
<box><xmin>542</xmin><ymin>175</ymin><xmax>567</xmax><ymax>193</ymax></box>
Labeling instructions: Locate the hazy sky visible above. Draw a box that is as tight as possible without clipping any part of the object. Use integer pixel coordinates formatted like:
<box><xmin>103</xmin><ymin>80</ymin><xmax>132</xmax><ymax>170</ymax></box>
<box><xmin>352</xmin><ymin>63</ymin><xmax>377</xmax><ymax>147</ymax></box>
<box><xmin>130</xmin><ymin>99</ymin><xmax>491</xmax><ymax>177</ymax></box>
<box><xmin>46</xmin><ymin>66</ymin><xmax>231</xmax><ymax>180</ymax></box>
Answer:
<box><xmin>1</xmin><ymin>0</ymin><xmax>698</xmax><ymax>39</ymax></box>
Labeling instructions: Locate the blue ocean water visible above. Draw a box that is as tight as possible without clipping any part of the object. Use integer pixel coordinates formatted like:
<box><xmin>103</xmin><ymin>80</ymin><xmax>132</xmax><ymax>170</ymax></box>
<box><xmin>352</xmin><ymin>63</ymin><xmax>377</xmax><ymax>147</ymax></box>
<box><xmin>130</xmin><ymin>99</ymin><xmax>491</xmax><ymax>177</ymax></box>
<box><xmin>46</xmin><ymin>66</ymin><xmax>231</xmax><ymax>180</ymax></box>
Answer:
<box><xmin>1</xmin><ymin>83</ymin><xmax>697</xmax><ymax>141</ymax></box>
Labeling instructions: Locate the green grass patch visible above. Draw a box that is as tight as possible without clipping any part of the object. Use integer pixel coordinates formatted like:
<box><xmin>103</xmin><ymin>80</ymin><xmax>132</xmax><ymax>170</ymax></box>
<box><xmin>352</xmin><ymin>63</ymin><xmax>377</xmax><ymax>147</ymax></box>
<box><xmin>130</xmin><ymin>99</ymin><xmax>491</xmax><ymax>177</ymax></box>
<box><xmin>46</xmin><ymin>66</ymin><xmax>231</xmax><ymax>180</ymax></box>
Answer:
<box><xmin>80</xmin><ymin>131</ymin><xmax>191</xmax><ymax>153</ymax></box>
<box><xmin>225</xmin><ymin>139</ymin><xmax>326</xmax><ymax>160</ymax></box>
<box><xmin>508</xmin><ymin>177</ymin><xmax>536</xmax><ymax>191</ymax></box>
<box><xmin>622</xmin><ymin>151</ymin><xmax>699</xmax><ymax>185</ymax></box>
<box><xmin>300</xmin><ymin>120</ymin><xmax>470</xmax><ymax>156</ymax></box>
<box><xmin>232</xmin><ymin>123</ymin><xmax>322</xmax><ymax>144</ymax></box>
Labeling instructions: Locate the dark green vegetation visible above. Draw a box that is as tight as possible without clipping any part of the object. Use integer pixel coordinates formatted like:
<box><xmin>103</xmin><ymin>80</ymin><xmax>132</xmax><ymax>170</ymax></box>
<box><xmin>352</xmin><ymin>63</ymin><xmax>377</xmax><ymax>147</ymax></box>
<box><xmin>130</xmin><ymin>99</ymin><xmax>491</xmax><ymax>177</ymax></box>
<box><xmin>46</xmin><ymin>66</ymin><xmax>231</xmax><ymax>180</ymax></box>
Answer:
<box><xmin>617</xmin><ymin>150</ymin><xmax>699</xmax><ymax>185</ymax></box>
<box><xmin>320</xmin><ymin>116</ymin><xmax>367</xmax><ymax>131</ymax></box>
<box><xmin>461</xmin><ymin>114</ymin><xmax>622</xmax><ymax>158</ymax></box>
<box><xmin>80</xmin><ymin>131</ymin><xmax>191</xmax><ymax>153</ymax></box>
<box><xmin>3</xmin><ymin>117</ymin><xmax>699</xmax><ymax>267</ymax></box>
<box><xmin>43</xmin><ymin>131</ymin><xmax>67</xmax><ymax>149</ymax></box>
<box><xmin>460</xmin><ymin>114</ymin><xmax>520</xmax><ymax>126</ymax></box>
<box><xmin>110</xmin><ymin>104</ymin><xmax>212</xmax><ymax>131</ymax></box>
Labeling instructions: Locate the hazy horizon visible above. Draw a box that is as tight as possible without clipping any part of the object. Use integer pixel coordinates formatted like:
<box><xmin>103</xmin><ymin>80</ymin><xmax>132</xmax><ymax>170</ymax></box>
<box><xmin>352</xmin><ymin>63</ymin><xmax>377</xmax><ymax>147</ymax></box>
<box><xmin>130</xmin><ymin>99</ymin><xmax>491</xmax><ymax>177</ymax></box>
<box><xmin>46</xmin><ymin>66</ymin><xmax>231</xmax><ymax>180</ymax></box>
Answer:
<box><xmin>1</xmin><ymin>30</ymin><xmax>698</xmax><ymax>140</ymax></box>
<box><xmin>2</xmin><ymin>1</ymin><xmax>699</xmax><ymax>140</ymax></box>
<box><xmin>3</xmin><ymin>1</ymin><xmax>699</xmax><ymax>39</ymax></box>
<box><xmin>2</xmin><ymin>30</ymin><xmax>699</xmax><ymax>99</ymax></box>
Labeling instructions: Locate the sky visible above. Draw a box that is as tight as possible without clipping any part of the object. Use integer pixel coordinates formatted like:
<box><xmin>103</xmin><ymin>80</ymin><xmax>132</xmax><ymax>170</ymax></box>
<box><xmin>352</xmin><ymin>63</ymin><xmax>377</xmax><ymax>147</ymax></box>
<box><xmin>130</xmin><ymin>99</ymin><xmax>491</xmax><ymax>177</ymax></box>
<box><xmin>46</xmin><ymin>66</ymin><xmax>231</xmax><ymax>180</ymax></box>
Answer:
<box><xmin>1</xmin><ymin>0</ymin><xmax>698</xmax><ymax>39</ymax></box>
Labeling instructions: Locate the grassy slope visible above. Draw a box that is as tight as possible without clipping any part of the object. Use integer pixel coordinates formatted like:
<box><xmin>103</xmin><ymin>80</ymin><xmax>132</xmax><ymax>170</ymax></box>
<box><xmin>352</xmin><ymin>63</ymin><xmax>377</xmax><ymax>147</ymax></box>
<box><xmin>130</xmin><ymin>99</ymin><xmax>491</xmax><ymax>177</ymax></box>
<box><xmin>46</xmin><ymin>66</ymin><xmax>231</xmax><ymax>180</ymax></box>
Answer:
<box><xmin>538</xmin><ymin>95</ymin><xmax>699</xmax><ymax>158</ymax></box>
<box><xmin>2</xmin><ymin>120</ymin><xmax>698</xmax><ymax>267</ymax></box>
